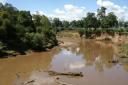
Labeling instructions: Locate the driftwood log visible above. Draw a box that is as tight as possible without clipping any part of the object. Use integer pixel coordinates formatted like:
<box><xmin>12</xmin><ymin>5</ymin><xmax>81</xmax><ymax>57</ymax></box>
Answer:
<box><xmin>47</xmin><ymin>71</ymin><xmax>83</xmax><ymax>77</ymax></box>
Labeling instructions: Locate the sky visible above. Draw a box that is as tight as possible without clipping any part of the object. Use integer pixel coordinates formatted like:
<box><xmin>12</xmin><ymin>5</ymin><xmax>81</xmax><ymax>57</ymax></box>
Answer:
<box><xmin>0</xmin><ymin>0</ymin><xmax>128</xmax><ymax>21</ymax></box>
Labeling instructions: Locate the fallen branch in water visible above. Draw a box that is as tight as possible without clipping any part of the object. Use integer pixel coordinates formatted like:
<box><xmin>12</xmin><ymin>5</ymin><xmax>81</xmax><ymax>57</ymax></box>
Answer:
<box><xmin>46</xmin><ymin>71</ymin><xmax>83</xmax><ymax>77</ymax></box>
<box><xmin>56</xmin><ymin>81</ymin><xmax>73</xmax><ymax>85</ymax></box>
<box><xmin>24</xmin><ymin>80</ymin><xmax>35</xmax><ymax>85</ymax></box>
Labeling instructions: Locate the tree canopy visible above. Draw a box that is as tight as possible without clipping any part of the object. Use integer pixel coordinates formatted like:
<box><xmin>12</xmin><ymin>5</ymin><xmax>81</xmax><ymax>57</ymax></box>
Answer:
<box><xmin>0</xmin><ymin>3</ymin><xmax>58</xmax><ymax>55</ymax></box>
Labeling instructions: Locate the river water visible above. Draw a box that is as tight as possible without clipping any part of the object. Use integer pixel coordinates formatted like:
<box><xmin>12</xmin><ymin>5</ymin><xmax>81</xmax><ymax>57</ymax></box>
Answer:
<box><xmin>0</xmin><ymin>39</ymin><xmax>128</xmax><ymax>85</ymax></box>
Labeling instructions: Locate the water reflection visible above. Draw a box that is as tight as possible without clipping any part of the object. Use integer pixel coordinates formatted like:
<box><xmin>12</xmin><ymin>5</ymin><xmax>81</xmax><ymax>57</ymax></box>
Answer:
<box><xmin>79</xmin><ymin>39</ymin><xmax>119</xmax><ymax>72</ymax></box>
<box><xmin>120</xmin><ymin>57</ymin><xmax>128</xmax><ymax>72</ymax></box>
<box><xmin>50</xmin><ymin>48</ymin><xmax>85</xmax><ymax>72</ymax></box>
<box><xmin>49</xmin><ymin>39</ymin><xmax>128</xmax><ymax>73</ymax></box>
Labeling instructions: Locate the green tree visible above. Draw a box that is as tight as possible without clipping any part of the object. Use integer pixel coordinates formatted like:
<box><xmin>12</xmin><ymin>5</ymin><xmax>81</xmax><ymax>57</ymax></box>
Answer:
<box><xmin>97</xmin><ymin>6</ymin><xmax>106</xmax><ymax>19</ymax></box>
<box><xmin>124</xmin><ymin>21</ymin><xmax>128</xmax><ymax>28</ymax></box>
<box><xmin>107</xmin><ymin>12</ymin><xmax>118</xmax><ymax>27</ymax></box>
<box><xmin>52</xmin><ymin>18</ymin><xmax>62</xmax><ymax>27</ymax></box>
<box><xmin>100</xmin><ymin>12</ymin><xmax>118</xmax><ymax>28</ymax></box>
<box><xmin>62</xmin><ymin>20</ymin><xmax>70</xmax><ymax>28</ymax></box>
<box><xmin>32</xmin><ymin>14</ymin><xmax>58</xmax><ymax>50</ymax></box>
<box><xmin>83</xmin><ymin>12</ymin><xmax>99</xmax><ymax>29</ymax></box>
<box><xmin>100</xmin><ymin>17</ymin><xmax>110</xmax><ymax>28</ymax></box>
<box><xmin>18</xmin><ymin>11</ymin><xmax>35</xmax><ymax>32</ymax></box>
<box><xmin>76</xmin><ymin>20</ymin><xmax>84</xmax><ymax>28</ymax></box>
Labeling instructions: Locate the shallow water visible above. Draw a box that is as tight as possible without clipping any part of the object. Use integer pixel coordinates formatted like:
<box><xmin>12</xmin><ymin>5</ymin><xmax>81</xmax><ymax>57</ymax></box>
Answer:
<box><xmin>0</xmin><ymin>39</ymin><xmax>128</xmax><ymax>85</ymax></box>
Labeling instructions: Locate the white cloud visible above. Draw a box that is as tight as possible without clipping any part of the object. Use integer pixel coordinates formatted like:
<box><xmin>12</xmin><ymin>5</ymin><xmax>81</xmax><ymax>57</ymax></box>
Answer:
<box><xmin>32</xmin><ymin>10</ymin><xmax>45</xmax><ymax>15</ymax></box>
<box><xmin>97</xmin><ymin>0</ymin><xmax>128</xmax><ymax>21</ymax></box>
<box><xmin>54</xmin><ymin>8</ymin><xmax>65</xmax><ymax>15</ymax></box>
<box><xmin>48</xmin><ymin>4</ymin><xmax>87</xmax><ymax>21</ymax></box>
<box><xmin>0</xmin><ymin>0</ymin><xmax>6</xmax><ymax>4</ymax></box>
<box><xmin>32</xmin><ymin>0</ymin><xmax>128</xmax><ymax>21</ymax></box>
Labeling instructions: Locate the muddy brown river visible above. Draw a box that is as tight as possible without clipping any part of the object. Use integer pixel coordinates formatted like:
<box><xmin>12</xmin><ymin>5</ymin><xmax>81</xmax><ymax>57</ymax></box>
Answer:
<box><xmin>0</xmin><ymin>39</ymin><xmax>128</xmax><ymax>85</ymax></box>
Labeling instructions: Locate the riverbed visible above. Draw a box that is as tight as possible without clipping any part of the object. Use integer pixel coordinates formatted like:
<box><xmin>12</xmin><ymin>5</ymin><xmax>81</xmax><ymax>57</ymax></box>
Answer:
<box><xmin>0</xmin><ymin>38</ymin><xmax>128</xmax><ymax>85</ymax></box>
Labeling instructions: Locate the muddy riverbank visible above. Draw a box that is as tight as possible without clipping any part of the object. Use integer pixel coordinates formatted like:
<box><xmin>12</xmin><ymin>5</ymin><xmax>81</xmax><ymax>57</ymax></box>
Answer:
<box><xmin>0</xmin><ymin>34</ymin><xmax>128</xmax><ymax>85</ymax></box>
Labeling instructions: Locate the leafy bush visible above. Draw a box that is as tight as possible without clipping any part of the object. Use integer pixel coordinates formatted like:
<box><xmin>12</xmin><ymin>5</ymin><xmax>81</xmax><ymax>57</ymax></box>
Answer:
<box><xmin>78</xmin><ymin>29</ymin><xmax>85</xmax><ymax>37</ymax></box>
<box><xmin>0</xmin><ymin>42</ymin><xmax>6</xmax><ymax>50</ymax></box>
<box><xmin>31</xmin><ymin>33</ymin><xmax>46</xmax><ymax>50</ymax></box>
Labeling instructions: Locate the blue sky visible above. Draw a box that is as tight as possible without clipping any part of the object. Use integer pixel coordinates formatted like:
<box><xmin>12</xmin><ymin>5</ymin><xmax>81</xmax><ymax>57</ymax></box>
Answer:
<box><xmin>1</xmin><ymin>0</ymin><xmax>128</xmax><ymax>21</ymax></box>
<box><xmin>5</xmin><ymin>0</ymin><xmax>98</xmax><ymax>13</ymax></box>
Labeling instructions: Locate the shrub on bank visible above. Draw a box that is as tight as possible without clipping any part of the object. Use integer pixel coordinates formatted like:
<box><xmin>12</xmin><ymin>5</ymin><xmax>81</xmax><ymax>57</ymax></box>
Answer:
<box><xmin>78</xmin><ymin>28</ymin><xmax>128</xmax><ymax>39</ymax></box>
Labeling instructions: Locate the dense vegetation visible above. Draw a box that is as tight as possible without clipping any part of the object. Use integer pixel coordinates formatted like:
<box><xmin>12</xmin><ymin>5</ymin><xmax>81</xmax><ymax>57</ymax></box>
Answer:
<box><xmin>0</xmin><ymin>3</ymin><xmax>58</xmax><ymax>56</ymax></box>
<box><xmin>0</xmin><ymin>3</ymin><xmax>128</xmax><ymax>57</ymax></box>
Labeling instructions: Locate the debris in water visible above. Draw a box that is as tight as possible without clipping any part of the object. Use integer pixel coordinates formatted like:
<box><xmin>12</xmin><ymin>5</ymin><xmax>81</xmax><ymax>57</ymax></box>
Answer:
<box><xmin>109</xmin><ymin>60</ymin><xmax>119</xmax><ymax>63</ymax></box>
<box><xmin>56</xmin><ymin>77</ymin><xmax>60</xmax><ymax>80</ymax></box>
<box><xmin>24</xmin><ymin>80</ymin><xmax>35</xmax><ymax>85</ymax></box>
<box><xmin>47</xmin><ymin>71</ymin><xmax>83</xmax><ymax>77</ymax></box>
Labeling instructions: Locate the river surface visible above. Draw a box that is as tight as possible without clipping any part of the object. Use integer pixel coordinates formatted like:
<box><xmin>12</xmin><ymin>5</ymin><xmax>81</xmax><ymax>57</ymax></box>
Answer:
<box><xmin>0</xmin><ymin>39</ymin><xmax>128</xmax><ymax>85</ymax></box>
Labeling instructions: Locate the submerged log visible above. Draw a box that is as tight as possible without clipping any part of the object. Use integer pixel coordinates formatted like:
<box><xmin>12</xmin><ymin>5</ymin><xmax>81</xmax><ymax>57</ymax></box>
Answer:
<box><xmin>47</xmin><ymin>71</ymin><xmax>83</xmax><ymax>77</ymax></box>
<box><xmin>109</xmin><ymin>60</ymin><xmax>119</xmax><ymax>63</ymax></box>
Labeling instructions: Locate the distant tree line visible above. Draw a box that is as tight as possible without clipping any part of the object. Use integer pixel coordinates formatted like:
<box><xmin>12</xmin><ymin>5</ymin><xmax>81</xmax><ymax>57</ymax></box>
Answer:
<box><xmin>0</xmin><ymin>3</ymin><xmax>58</xmax><ymax>56</ymax></box>
<box><xmin>51</xmin><ymin>7</ymin><xmax>128</xmax><ymax>38</ymax></box>
<box><xmin>52</xmin><ymin>7</ymin><xmax>128</xmax><ymax>30</ymax></box>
